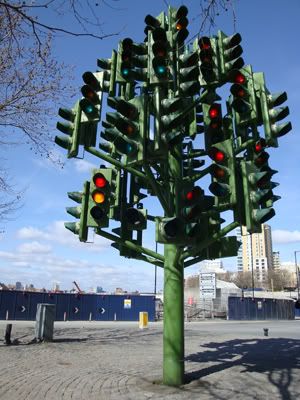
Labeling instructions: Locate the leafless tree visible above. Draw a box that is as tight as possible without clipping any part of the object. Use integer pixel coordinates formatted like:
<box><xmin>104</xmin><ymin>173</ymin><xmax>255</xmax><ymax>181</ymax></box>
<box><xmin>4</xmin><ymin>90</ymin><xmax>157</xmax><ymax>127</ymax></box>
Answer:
<box><xmin>0</xmin><ymin>0</ymin><xmax>235</xmax><ymax>221</ymax></box>
<box><xmin>266</xmin><ymin>269</ymin><xmax>295</xmax><ymax>291</ymax></box>
<box><xmin>0</xmin><ymin>0</ymin><xmax>122</xmax><ymax>221</ymax></box>
<box><xmin>232</xmin><ymin>271</ymin><xmax>253</xmax><ymax>289</ymax></box>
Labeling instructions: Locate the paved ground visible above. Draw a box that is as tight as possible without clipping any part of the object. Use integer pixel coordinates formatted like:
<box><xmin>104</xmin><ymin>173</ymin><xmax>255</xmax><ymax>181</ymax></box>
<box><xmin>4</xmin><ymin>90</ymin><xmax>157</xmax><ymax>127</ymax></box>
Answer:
<box><xmin>0</xmin><ymin>319</ymin><xmax>300</xmax><ymax>399</ymax></box>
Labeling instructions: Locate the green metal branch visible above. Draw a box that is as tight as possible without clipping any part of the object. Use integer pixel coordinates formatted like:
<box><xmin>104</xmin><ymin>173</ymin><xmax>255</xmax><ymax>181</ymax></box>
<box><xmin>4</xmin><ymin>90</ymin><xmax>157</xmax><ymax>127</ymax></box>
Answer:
<box><xmin>234</xmin><ymin>138</ymin><xmax>255</xmax><ymax>155</ymax></box>
<box><xmin>143</xmin><ymin>164</ymin><xmax>171</xmax><ymax>214</ymax></box>
<box><xmin>95</xmin><ymin>228</ymin><xmax>165</xmax><ymax>262</ymax></box>
<box><xmin>135</xmin><ymin>254</ymin><xmax>164</xmax><ymax>268</ymax></box>
<box><xmin>86</xmin><ymin>147</ymin><xmax>146</xmax><ymax>181</ymax></box>
<box><xmin>183</xmin><ymin>165</ymin><xmax>212</xmax><ymax>184</ymax></box>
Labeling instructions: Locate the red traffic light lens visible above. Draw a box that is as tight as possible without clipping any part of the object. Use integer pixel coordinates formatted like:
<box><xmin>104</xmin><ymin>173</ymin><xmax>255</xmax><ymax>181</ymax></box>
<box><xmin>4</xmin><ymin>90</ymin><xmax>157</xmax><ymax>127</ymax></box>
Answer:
<box><xmin>234</xmin><ymin>72</ymin><xmax>246</xmax><ymax>84</ymax></box>
<box><xmin>198</xmin><ymin>36</ymin><xmax>211</xmax><ymax>50</ymax></box>
<box><xmin>211</xmin><ymin>165</ymin><xmax>226</xmax><ymax>179</ymax></box>
<box><xmin>254</xmin><ymin>139</ymin><xmax>266</xmax><ymax>153</ymax></box>
<box><xmin>125</xmin><ymin>123</ymin><xmax>135</xmax><ymax>135</ymax></box>
<box><xmin>255</xmin><ymin>151</ymin><xmax>269</xmax><ymax>167</ymax></box>
<box><xmin>185</xmin><ymin>186</ymin><xmax>202</xmax><ymax>202</ymax></box>
<box><xmin>93</xmin><ymin>174</ymin><xmax>107</xmax><ymax>188</ymax></box>
<box><xmin>229</xmin><ymin>70</ymin><xmax>246</xmax><ymax>85</ymax></box>
<box><xmin>209</xmin><ymin>104</ymin><xmax>221</xmax><ymax>119</ymax></box>
<box><xmin>209</xmin><ymin>147</ymin><xmax>225</xmax><ymax>163</ymax></box>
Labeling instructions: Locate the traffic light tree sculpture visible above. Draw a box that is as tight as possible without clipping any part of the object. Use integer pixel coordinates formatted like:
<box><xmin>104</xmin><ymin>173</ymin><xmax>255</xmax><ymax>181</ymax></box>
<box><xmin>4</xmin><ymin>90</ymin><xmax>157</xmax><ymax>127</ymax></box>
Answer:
<box><xmin>55</xmin><ymin>5</ymin><xmax>292</xmax><ymax>387</ymax></box>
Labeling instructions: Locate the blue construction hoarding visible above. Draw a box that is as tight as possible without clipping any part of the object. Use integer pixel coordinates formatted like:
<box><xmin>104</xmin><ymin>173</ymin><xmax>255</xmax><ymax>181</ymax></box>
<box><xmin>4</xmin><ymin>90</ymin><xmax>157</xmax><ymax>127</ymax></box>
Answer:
<box><xmin>228</xmin><ymin>296</ymin><xmax>295</xmax><ymax>320</ymax></box>
<box><xmin>0</xmin><ymin>291</ymin><xmax>155</xmax><ymax>321</ymax></box>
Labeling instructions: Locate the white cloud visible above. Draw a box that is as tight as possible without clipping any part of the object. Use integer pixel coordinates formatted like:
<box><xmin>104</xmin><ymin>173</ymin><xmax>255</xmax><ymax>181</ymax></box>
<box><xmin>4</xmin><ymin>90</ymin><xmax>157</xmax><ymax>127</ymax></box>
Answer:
<box><xmin>16</xmin><ymin>221</ymin><xmax>110</xmax><ymax>250</ymax></box>
<box><xmin>272</xmin><ymin>230</ymin><xmax>300</xmax><ymax>244</ymax></box>
<box><xmin>17</xmin><ymin>241</ymin><xmax>52</xmax><ymax>254</ymax></box>
<box><xmin>74</xmin><ymin>159</ymin><xmax>98</xmax><ymax>173</ymax></box>
<box><xmin>17</xmin><ymin>226</ymin><xmax>50</xmax><ymax>240</ymax></box>
<box><xmin>12</xmin><ymin>261</ymin><xmax>31</xmax><ymax>268</ymax></box>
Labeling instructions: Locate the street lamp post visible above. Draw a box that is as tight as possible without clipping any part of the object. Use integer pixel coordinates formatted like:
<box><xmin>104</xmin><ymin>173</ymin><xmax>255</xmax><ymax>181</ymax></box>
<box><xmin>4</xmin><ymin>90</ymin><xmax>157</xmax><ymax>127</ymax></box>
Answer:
<box><xmin>294</xmin><ymin>251</ymin><xmax>300</xmax><ymax>300</ymax></box>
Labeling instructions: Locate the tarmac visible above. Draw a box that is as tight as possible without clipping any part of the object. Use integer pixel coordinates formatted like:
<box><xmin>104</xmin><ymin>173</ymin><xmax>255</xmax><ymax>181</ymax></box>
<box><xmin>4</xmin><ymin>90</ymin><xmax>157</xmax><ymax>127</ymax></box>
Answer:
<box><xmin>0</xmin><ymin>319</ymin><xmax>300</xmax><ymax>400</ymax></box>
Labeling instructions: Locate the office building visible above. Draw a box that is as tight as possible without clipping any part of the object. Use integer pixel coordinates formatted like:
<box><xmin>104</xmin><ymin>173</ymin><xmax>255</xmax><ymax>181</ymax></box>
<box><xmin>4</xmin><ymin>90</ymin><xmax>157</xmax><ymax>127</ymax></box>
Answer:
<box><xmin>273</xmin><ymin>251</ymin><xmax>281</xmax><ymax>270</ymax></box>
<box><xmin>236</xmin><ymin>224</ymin><xmax>273</xmax><ymax>282</ymax></box>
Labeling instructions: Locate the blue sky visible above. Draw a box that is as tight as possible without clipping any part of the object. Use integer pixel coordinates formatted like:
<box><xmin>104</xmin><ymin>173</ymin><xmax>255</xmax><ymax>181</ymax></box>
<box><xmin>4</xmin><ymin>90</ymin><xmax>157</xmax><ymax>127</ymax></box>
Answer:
<box><xmin>0</xmin><ymin>0</ymin><xmax>300</xmax><ymax>292</ymax></box>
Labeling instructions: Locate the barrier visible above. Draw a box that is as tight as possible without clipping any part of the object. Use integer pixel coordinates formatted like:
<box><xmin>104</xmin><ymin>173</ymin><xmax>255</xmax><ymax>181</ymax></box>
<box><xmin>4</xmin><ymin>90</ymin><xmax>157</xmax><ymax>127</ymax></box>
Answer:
<box><xmin>0</xmin><ymin>291</ymin><xmax>155</xmax><ymax>322</ymax></box>
<box><xmin>228</xmin><ymin>296</ymin><xmax>295</xmax><ymax>320</ymax></box>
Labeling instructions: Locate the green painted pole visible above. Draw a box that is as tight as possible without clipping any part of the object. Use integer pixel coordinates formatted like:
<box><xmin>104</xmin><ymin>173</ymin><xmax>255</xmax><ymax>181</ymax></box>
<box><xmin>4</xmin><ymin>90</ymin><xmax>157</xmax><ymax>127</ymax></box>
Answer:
<box><xmin>163</xmin><ymin>138</ymin><xmax>184</xmax><ymax>386</ymax></box>
<box><xmin>163</xmin><ymin>243</ymin><xmax>184</xmax><ymax>386</ymax></box>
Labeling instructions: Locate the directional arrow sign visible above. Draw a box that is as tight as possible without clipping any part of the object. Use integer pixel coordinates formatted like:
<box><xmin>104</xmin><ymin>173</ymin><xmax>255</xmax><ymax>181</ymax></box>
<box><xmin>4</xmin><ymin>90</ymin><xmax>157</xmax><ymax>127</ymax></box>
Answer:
<box><xmin>74</xmin><ymin>307</ymin><xmax>79</xmax><ymax>314</ymax></box>
<box><xmin>21</xmin><ymin>306</ymin><xmax>26</xmax><ymax>313</ymax></box>
<box><xmin>100</xmin><ymin>307</ymin><xmax>106</xmax><ymax>314</ymax></box>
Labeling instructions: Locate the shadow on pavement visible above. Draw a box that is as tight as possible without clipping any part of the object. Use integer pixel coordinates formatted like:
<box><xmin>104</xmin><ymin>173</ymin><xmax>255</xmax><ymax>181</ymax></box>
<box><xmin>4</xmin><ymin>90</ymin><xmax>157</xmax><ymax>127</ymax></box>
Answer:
<box><xmin>185</xmin><ymin>338</ymin><xmax>300</xmax><ymax>400</ymax></box>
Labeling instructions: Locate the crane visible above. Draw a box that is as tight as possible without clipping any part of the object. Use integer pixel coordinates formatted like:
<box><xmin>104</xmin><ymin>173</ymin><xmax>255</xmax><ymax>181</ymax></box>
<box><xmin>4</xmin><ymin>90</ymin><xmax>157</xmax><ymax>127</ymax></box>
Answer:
<box><xmin>73</xmin><ymin>281</ymin><xmax>83</xmax><ymax>294</ymax></box>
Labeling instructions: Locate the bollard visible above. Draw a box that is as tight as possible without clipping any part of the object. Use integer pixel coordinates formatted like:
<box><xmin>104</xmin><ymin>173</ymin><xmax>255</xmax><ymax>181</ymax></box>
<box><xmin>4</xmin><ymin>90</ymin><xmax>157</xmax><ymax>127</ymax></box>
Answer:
<box><xmin>4</xmin><ymin>324</ymin><xmax>12</xmax><ymax>345</ymax></box>
<box><xmin>5</xmin><ymin>310</ymin><xmax>9</xmax><ymax>320</ymax></box>
<box><xmin>63</xmin><ymin>311</ymin><xmax>67</xmax><ymax>321</ymax></box>
<box><xmin>263</xmin><ymin>328</ymin><xmax>269</xmax><ymax>336</ymax></box>
<box><xmin>35</xmin><ymin>304</ymin><xmax>56</xmax><ymax>342</ymax></box>
<box><xmin>89</xmin><ymin>312</ymin><xmax>92</xmax><ymax>321</ymax></box>
<box><xmin>139</xmin><ymin>312</ymin><xmax>148</xmax><ymax>329</ymax></box>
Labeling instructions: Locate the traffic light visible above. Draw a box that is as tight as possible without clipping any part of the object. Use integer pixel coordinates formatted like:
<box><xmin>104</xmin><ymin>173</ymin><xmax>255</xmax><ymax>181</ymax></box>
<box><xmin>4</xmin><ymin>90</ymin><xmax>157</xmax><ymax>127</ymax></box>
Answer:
<box><xmin>228</xmin><ymin>65</ymin><xmax>257</xmax><ymax>126</ymax></box>
<box><xmin>195</xmin><ymin>235</ymin><xmax>241</xmax><ymax>260</ymax></box>
<box><xmin>254</xmin><ymin>72</ymin><xmax>292</xmax><ymax>147</ymax></box>
<box><xmin>100</xmin><ymin>95</ymin><xmax>147</xmax><ymax>166</ymax></box>
<box><xmin>171</xmin><ymin>5</ymin><xmax>189</xmax><ymax>44</ymax></box>
<box><xmin>159</xmin><ymin>97</ymin><xmax>187</xmax><ymax>147</ymax></box>
<box><xmin>187</xmin><ymin>103</ymin><xmax>205</xmax><ymax>140</ymax></box>
<box><xmin>149</xmin><ymin>27</ymin><xmax>170</xmax><ymax>85</ymax></box>
<box><xmin>80</xmin><ymin>71</ymin><xmax>103</xmax><ymax>121</ymax></box>
<box><xmin>203</xmin><ymin>102</ymin><xmax>224</xmax><ymax>149</ymax></box>
<box><xmin>108</xmin><ymin>167</ymin><xmax>122</xmax><ymax>220</ymax></box>
<box><xmin>156</xmin><ymin>217</ymin><xmax>186</xmax><ymax>244</ymax></box>
<box><xmin>129</xmin><ymin>174</ymin><xmax>148</xmax><ymax>204</ymax></box>
<box><xmin>217</xmin><ymin>31</ymin><xmax>244</xmax><ymax>79</ymax></box>
<box><xmin>181</xmin><ymin>186</ymin><xmax>214</xmax><ymax>241</ymax></box>
<box><xmin>144</xmin><ymin>13</ymin><xmax>162</xmax><ymax>42</ymax></box>
<box><xmin>65</xmin><ymin>181</ymin><xmax>89</xmax><ymax>242</ymax></box>
<box><xmin>251</xmin><ymin>138</ymin><xmax>280</xmax><ymax>209</ymax></box>
<box><xmin>240</xmin><ymin>159</ymin><xmax>276</xmax><ymax>233</ymax></box>
<box><xmin>178</xmin><ymin>51</ymin><xmax>200</xmax><ymax>97</ymax></box>
<box><xmin>55</xmin><ymin>101</ymin><xmax>82</xmax><ymax>158</ymax></box>
<box><xmin>116</xmin><ymin>38</ymin><xmax>148</xmax><ymax>83</ymax></box>
<box><xmin>208</xmin><ymin>137</ymin><xmax>237</xmax><ymax>206</ymax></box>
<box><xmin>97</xmin><ymin>50</ymin><xmax>117</xmax><ymax>96</ymax></box>
<box><xmin>125</xmin><ymin>206</ymin><xmax>147</xmax><ymax>230</ymax></box>
<box><xmin>197</xmin><ymin>36</ymin><xmax>219</xmax><ymax>86</ymax></box>
<box><xmin>87</xmin><ymin>168</ymin><xmax>116</xmax><ymax>229</ymax></box>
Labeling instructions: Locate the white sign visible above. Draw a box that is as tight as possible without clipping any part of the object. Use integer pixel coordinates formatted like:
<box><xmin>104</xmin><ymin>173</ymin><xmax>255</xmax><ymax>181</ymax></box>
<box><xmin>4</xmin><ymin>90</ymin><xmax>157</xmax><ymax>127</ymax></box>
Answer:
<box><xmin>124</xmin><ymin>299</ymin><xmax>131</xmax><ymax>309</ymax></box>
<box><xmin>199</xmin><ymin>272</ymin><xmax>216</xmax><ymax>299</ymax></box>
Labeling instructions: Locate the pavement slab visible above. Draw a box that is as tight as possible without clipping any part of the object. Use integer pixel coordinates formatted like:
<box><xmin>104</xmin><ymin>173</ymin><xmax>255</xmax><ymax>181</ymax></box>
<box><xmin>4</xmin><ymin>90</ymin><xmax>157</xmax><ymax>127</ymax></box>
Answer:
<box><xmin>0</xmin><ymin>320</ymin><xmax>299</xmax><ymax>399</ymax></box>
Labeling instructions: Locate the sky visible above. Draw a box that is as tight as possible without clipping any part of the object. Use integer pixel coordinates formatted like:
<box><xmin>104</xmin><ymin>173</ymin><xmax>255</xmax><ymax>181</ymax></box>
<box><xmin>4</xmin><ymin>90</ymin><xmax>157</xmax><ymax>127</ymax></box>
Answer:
<box><xmin>0</xmin><ymin>0</ymin><xmax>300</xmax><ymax>293</ymax></box>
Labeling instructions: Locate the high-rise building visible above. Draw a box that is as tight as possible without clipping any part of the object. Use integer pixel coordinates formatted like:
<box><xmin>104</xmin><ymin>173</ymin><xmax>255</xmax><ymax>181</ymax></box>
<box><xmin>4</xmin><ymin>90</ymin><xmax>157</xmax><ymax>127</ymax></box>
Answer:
<box><xmin>236</xmin><ymin>224</ymin><xmax>273</xmax><ymax>282</ymax></box>
<box><xmin>15</xmin><ymin>281</ymin><xmax>23</xmax><ymax>290</ymax></box>
<box><xmin>273</xmin><ymin>251</ymin><xmax>281</xmax><ymax>270</ymax></box>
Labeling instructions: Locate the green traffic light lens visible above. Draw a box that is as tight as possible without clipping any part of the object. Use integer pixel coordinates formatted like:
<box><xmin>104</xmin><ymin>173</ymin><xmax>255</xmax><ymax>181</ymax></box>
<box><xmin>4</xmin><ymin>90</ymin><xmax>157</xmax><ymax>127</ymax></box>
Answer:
<box><xmin>121</xmin><ymin>68</ymin><xmax>130</xmax><ymax>77</ymax></box>
<box><xmin>85</xmin><ymin>104</ymin><xmax>94</xmax><ymax>114</ymax></box>
<box><xmin>125</xmin><ymin>143</ymin><xmax>134</xmax><ymax>154</ymax></box>
<box><xmin>156</xmin><ymin>65</ymin><xmax>166</xmax><ymax>75</ymax></box>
